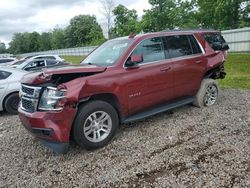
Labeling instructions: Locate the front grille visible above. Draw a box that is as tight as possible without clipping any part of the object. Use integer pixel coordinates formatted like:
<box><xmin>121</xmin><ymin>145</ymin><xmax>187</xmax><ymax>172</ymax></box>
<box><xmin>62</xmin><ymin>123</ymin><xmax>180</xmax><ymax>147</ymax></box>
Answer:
<box><xmin>20</xmin><ymin>84</ymin><xmax>41</xmax><ymax>113</ymax></box>
<box><xmin>21</xmin><ymin>85</ymin><xmax>34</xmax><ymax>96</ymax></box>
<box><xmin>21</xmin><ymin>98</ymin><xmax>36</xmax><ymax>113</ymax></box>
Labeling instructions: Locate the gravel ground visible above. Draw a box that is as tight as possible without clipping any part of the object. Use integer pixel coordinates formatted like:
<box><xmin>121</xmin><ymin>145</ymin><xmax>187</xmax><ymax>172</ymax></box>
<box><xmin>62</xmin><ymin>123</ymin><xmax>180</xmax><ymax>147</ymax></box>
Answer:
<box><xmin>0</xmin><ymin>89</ymin><xmax>250</xmax><ymax>187</ymax></box>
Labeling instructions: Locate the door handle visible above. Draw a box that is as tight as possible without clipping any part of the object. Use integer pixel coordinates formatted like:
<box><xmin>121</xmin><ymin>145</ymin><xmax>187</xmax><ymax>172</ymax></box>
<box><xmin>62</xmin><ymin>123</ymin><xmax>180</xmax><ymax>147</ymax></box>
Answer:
<box><xmin>160</xmin><ymin>67</ymin><xmax>171</xmax><ymax>72</ymax></box>
<box><xmin>195</xmin><ymin>60</ymin><xmax>202</xmax><ymax>64</ymax></box>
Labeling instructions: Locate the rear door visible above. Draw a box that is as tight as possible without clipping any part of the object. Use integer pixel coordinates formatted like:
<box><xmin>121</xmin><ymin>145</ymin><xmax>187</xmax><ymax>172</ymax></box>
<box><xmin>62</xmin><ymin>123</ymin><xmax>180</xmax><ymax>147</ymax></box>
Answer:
<box><xmin>164</xmin><ymin>34</ymin><xmax>206</xmax><ymax>98</ymax></box>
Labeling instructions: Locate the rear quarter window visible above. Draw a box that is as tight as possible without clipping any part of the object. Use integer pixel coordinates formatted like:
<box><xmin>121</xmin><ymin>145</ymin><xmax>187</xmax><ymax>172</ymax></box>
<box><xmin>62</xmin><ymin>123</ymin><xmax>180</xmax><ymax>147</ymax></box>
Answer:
<box><xmin>0</xmin><ymin>71</ymin><xmax>11</xmax><ymax>80</ymax></box>
<box><xmin>203</xmin><ymin>33</ymin><xmax>227</xmax><ymax>51</ymax></box>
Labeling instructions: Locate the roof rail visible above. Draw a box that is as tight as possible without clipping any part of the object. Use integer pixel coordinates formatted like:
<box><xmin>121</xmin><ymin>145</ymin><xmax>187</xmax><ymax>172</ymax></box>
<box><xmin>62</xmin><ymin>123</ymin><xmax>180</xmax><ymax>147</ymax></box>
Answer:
<box><xmin>161</xmin><ymin>28</ymin><xmax>217</xmax><ymax>32</ymax></box>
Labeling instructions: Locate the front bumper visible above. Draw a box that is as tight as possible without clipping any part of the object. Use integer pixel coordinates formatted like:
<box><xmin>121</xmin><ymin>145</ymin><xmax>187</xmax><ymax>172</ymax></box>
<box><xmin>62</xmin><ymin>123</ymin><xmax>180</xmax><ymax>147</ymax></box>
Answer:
<box><xmin>18</xmin><ymin>107</ymin><xmax>77</xmax><ymax>153</ymax></box>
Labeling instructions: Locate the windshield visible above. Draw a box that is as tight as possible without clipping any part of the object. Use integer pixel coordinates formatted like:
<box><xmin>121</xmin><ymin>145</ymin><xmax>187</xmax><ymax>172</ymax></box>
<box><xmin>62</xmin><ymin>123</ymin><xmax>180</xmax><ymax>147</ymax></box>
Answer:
<box><xmin>81</xmin><ymin>39</ymin><xmax>133</xmax><ymax>66</ymax></box>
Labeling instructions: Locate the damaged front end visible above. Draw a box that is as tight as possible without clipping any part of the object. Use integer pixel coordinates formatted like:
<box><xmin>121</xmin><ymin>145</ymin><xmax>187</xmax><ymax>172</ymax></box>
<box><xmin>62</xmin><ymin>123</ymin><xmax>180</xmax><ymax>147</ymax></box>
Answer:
<box><xmin>18</xmin><ymin>66</ymin><xmax>106</xmax><ymax>153</ymax></box>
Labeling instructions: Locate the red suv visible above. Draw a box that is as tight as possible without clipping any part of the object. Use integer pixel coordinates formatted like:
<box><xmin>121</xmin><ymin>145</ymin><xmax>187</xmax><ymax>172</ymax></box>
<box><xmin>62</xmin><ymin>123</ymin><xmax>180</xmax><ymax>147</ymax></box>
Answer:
<box><xmin>18</xmin><ymin>30</ymin><xmax>229</xmax><ymax>153</ymax></box>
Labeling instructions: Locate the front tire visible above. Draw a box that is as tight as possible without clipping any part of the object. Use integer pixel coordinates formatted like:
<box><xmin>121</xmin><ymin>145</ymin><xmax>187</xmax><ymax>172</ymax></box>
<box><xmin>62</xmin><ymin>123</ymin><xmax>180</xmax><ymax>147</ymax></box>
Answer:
<box><xmin>193</xmin><ymin>79</ymin><xmax>218</xmax><ymax>108</ymax></box>
<box><xmin>4</xmin><ymin>93</ymin><xmax>20</xmax><ymax>114</ymax></box>
<box><xmin>73</xmin><ymin>100</ymin><xmax>119</xmax><ymax>150</ymax></box>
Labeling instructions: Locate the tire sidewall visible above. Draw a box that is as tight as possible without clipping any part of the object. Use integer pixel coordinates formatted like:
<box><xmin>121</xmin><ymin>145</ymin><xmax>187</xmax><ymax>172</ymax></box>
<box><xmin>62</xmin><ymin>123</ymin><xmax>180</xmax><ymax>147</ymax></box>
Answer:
<box><xmin>193</xmin><ymin>79</ymin><xmax>218</xmax><ymax>108</ymax></box>
<box><xmin>4</xmin><ymin>93</ymin><xmax>20</xmax><ymax>114</ymax></box>
<box><xmin>73</xmin><ymin>101</ymin><xmax>119</xmax><ymax>150</ymax></box>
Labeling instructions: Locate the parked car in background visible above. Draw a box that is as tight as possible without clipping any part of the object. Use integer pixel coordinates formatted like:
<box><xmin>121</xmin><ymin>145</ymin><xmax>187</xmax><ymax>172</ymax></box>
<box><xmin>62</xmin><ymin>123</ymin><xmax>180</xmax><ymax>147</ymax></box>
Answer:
<box><xmin>0</xmin><ymin>67</ymin><xmax>28</xmax><ymax>114</ymax></box>
<box><xmin>0</xmin><ymin>58</ymin><xmax>18</xmax><ymax>66</ymax></box>
<box><xmin>19</xmin><ymin>54</ymin><xmax>65</xmax><ymax>62</ymax></box>
<box><xmin>11</xmin><ymin>59</ymin><xmax>70</xmax><ymax>71</ymax></box>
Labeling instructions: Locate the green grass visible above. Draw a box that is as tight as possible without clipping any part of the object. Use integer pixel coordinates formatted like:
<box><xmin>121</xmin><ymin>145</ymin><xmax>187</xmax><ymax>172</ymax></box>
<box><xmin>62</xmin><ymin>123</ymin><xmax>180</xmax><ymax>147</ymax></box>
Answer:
<box><xmin>63</xmin><ymin>53</ymin><xmax>250</xmax><ymax>89</ymax></box>
<box><xmin>218</xmin><ymin>53</ymin><xmax>250</xmax><ymax>89</ymax></box>
<box><xmin>62</xmin><ymin>56</ymin><xmax>85</xmax><ymax>64</ymax></box>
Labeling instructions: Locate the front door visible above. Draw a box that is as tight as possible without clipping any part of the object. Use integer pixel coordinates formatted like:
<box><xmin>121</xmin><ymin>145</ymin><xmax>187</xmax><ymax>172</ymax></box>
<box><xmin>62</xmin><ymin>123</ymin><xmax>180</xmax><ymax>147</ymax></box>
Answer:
<box><xmin>123</xmin><ymin>37</ymin><xmax>174</xmax><ymax>115</ymax></box>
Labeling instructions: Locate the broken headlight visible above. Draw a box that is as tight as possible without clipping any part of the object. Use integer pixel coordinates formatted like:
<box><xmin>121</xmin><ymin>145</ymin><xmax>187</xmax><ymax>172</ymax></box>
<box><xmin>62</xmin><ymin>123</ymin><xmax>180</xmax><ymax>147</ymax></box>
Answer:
<box><xmin>38</xmin><ymin>87</ymin><xmax>66</xmax><ymax>111</ymax></box>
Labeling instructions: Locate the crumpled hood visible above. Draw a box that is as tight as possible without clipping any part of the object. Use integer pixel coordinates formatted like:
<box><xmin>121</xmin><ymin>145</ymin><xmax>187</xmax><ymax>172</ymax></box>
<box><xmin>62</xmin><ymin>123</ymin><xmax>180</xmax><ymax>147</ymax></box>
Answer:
<box><xmin>21</xmin><ymin>65</ymin><xmax>107</xmax><ymax>85</ymax></box>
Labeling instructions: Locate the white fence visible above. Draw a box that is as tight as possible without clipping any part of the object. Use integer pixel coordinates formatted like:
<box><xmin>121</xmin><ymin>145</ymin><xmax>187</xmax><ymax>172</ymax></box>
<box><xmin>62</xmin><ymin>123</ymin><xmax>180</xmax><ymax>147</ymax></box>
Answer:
<box><xmin>20</xmin><ymin>46</ymin><xmax>97</xmax><ymax>57</ymax></box>
<box><xmin>222</xmin><ymin>27</ymin><xmax>250</xmax><ymax>53</ymax></box>
<box><xmin>16</xmin><ymin>27</ymin><xmax>250</xmax><ymax>57</ymax></box>
<box><xmin>0</xmin><ymin>53</ymin><xmax>13</xmax><ymax>58</ymax></box>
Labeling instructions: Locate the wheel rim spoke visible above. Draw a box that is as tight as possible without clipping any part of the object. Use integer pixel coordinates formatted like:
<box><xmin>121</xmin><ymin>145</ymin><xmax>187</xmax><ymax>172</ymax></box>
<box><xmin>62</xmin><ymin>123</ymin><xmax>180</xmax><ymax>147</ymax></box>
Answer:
<box><xmin>84</xmin><ymin>129</ymin><xmax>93</xmax><ymax>136</ymax></box>
<box><xmin>204</xmin><ymin>84</ymin><xmax>217</xmax><ymax>106</ymax></box>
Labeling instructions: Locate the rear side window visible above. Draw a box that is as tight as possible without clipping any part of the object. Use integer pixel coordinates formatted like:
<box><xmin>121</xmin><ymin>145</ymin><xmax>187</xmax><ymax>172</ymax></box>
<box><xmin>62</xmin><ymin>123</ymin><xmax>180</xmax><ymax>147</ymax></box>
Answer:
<box><xmin>0</xmin><ymin>59</ymin><xmax>13</xmax><ymax>64</ymax></box>
<box><xmin>46</xmin><ymin>60</ymin><xmax>58</xmax><ymax>66</ymax></box>
<box><xmin>165</xmin><ymin>35</ymin><xmax>193</xmax><ymax>58</ymax></box>
<box><xmin>0</xmin><ymin>71</ymin><xmax>11</xmax><ymax>79</ymax></box>
<box><xmin>188</xmin><ymin>35</ymin><xmax>202</xmax><ymax>54</ymax></box>
<box><xmin>203</xmin><ymin>33</ymin><xmax>226</xmax><ymax>51</ymax></box>
<box><xmin>132</xmin><ymin>37</ymin><xmax>165</xmax><ymax>64</ymax></box>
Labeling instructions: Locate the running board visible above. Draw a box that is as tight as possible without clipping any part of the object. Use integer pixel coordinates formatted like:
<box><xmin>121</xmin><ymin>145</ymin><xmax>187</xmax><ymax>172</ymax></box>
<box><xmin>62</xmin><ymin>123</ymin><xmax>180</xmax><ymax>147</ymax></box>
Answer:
<box><xmin>123</xmin><ymin>97</ymin><xmax>195</xmax><ymax>123</ymax></box>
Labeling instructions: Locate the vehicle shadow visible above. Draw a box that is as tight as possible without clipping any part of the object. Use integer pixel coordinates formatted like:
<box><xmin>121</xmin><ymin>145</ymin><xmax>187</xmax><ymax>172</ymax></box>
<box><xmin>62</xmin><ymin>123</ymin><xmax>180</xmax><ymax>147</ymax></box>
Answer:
<box><xmin>0</xmin><ymin>111</ymin><xmax>17</xmax><ymax>117</ymax></box>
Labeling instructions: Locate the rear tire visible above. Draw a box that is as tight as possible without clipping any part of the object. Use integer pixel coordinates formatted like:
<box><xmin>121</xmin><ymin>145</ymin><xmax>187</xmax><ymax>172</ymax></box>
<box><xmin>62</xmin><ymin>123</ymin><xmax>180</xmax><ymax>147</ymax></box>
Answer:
<box><xmin>4</xmin><ymin>93</ymin><xmax>20</xmax><ymax>114</ymax></box>
<box><xmin>193</xmin><ymin>79</ymin><xmax>218</xmax><ymax>108</ymax></box>
<box><xmin>73</xmin><ymin>100</ymin><xmax>119</xmax><ymax>150</ymax></box>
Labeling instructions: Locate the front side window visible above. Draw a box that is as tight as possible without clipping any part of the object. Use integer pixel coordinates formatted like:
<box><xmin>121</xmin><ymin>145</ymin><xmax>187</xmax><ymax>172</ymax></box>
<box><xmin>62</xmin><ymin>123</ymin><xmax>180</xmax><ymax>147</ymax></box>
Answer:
<box><xmin>24</xmin><ymin>60</ymin><xmax>45</xmax><ymax>71</ymax></box>
<box><xmin>165</xmin><ymin>35</ymin><xmax>193</xmax><ymax>58</ymax></box>
<box><xmin>132</xmin><ymin>37</ymin><xmax>165</xmax><ymax>64</ymax></box>
<box><xmin>81</xmin><ymin>39</ymin><xmax>133</xmax><ymax>66</ymax></box>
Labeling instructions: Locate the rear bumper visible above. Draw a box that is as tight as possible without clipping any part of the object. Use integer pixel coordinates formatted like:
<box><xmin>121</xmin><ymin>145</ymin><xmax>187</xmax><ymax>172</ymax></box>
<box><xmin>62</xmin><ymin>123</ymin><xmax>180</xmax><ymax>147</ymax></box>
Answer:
<box><xmin>18</xmin><ymin>107</ymin><xmax>76</xmax><ymax>153</ymax></box>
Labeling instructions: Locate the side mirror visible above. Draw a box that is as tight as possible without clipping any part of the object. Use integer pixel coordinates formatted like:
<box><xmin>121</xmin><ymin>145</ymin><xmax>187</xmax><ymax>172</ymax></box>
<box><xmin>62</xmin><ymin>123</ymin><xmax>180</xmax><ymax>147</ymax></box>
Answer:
<box><xmin>126</xmin><ymin>55</ymin><xmax>143</xmax><ymax>67</ymax></box>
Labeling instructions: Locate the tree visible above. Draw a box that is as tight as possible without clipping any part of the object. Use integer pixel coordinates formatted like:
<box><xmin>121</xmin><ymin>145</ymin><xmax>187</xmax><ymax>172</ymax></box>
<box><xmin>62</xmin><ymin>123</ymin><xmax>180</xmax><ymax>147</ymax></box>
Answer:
<box><xmin>26</xmin><ymin>32</ymin><xmax>41</xmax><ymax>52</ymax></box>
<box><xmin>65</xmin><ymin>15</ymin><xmax>105</xmax><ymax>47</ymax></box>
<box><xmin>9</xmin><ymin>33</ymin><xmax>27</xmax><ymax>54</ymax></box>
<box><xmin>141</xmin><ymin>0</ymin><xmax>197</xmax><ymax>32</ymax></box>
<box><xmin>195</xmin><ymin>0</ymin><xmax>250</xmax><ymax>29</ymax></box>
<box><xmin>51</xmin><ymin>28</ymin><xmax>66</xmax><ymax>49</ymax></box>
<box><xmin>112</xmin><ymin>4</ymin><xmax>141</xmax><ymax>37</ymax></box>
<box><xmin>39</xmin><ymin>32</ymin><xmax>52</xmax><ymax>51</ymax></box>
<box><xmin>100</xmin><ymin>0</ymin><xmax>115</xmax><ymax>39</ymax></box>
<box><xmin>0</xmin><ymin>42</ymin><xmax>7</xmax><ymax>53</ymax></box>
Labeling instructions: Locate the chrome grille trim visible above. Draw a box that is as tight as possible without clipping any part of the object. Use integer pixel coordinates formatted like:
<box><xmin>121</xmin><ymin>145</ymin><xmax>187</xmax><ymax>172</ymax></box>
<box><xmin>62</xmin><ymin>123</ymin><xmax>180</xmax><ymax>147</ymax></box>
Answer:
<box><xmin>20</xmin><ymin>84</ymin><xmax>42</xmax><ymax>113</ymax></box>
<box><xmin>20</xmin><ymin>84</ymin><xmax>41</xmax><ymax>98</ymax></box>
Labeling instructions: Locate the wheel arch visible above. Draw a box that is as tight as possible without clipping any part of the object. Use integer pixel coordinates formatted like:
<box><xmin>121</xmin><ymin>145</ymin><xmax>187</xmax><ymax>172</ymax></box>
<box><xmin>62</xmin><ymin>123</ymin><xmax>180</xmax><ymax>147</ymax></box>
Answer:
<box><xmin>74</xmin><ymin>92</ymin><xmax>122</xmax><ymax>124</ymax></box>
<box><xmin>203</xmin><ymin>62</ymin><xmax>226</xmax><ymax>80</ymax></box>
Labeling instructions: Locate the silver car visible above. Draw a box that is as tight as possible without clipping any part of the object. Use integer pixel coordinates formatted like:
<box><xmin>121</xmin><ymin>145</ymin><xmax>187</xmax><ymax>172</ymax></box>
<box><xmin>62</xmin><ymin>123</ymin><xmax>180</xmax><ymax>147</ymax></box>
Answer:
<box><xmin>0</xmin><ymin>67</ymin><xmax>28</xmax><ymax>114</ymax></box>
<box><xmin>11</xmin><ymin>59</ymin><xmax>69</xmax><ymax>71</ymax></box>
<box><xmin>0</xmin><ymin>58</ymin><xmax>18</xmax><ymax>66</ymax></box>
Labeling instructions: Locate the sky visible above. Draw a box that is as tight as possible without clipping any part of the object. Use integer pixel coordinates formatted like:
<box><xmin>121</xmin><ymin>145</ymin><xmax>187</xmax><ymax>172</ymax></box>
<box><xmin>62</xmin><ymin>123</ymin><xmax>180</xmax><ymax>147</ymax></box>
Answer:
<box><xmin>0</xmin><ymin>0</ymin><xmax>151</xmax><ymax>45</ymax></box>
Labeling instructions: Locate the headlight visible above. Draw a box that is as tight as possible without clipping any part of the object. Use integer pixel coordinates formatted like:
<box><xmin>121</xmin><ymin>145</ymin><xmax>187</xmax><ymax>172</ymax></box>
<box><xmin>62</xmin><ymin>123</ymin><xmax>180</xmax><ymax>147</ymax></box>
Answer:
<box><xmin>38</xmin><ymin>87</ymin><xmax>66</xmax><ymax>111</ymax></box>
